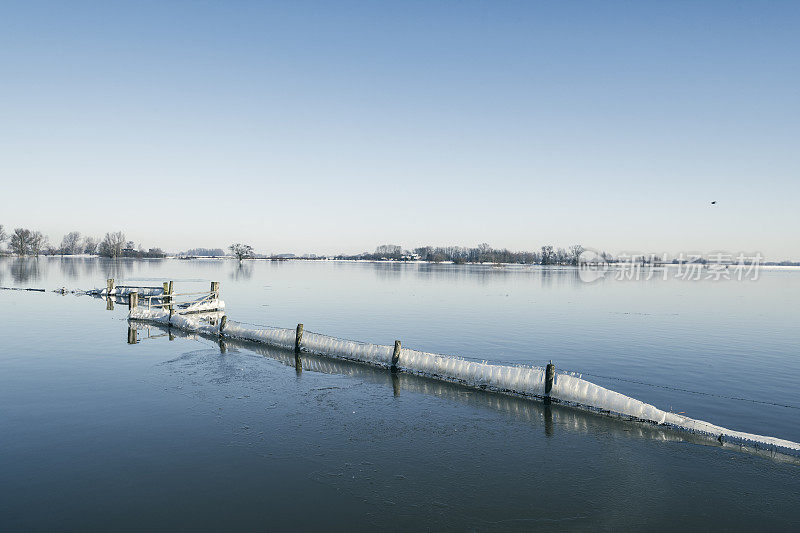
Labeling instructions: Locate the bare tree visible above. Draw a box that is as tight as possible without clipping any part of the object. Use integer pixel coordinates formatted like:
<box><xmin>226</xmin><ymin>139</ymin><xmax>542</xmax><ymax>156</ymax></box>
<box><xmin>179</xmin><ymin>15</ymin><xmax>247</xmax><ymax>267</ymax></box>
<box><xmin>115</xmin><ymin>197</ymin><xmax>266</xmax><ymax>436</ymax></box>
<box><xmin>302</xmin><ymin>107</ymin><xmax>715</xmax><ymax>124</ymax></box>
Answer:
<box><xmin>540</xmin><ymin>245</ymin><xmax>554</xmax><ymax>265</ymax></box>
<box><xmin>0</xmin><ymin>225</ymin><xmax>7</xmax><ymax>247</ymax></box>
<box><xmin>83</xmin><ymin>236</ymin><xmax>99</xmax><ymax>255</ymax></box>
<box><xmin>10</xmin><ymin>228</ymin><xmax>31</xmax><ymax>255</ymax></box>
<box><xmin>10</xmin><ymin>228</ymin><xmax>47</xmax><ymax>256</ymax></box>
<box><xmin>477</xmin><ymin>242</ymin><xmax>492</xmax><ymax>262</ymax></box>
<box><xmin>32</xmin><ymin>232</ymin><xmax>48</xmax><ymax>256</ymax></box>
<box><xmin>229</xmin><ymin>243</ymin><xmax>254</xmax><ymax>261</ymax></box>
<box><xmin>99</xmin><ymin>231</ymin><xmax>126</xmax><ymax>258</ymax></box>
<box><xmin>60</xmin><ymin>231</ymin><xmax>82</xmax><ymax>255</ymax></box>
<box><xmin>375</xmin><ymin>244</ymin><xmax>402</xmax><ymax>258</ymax></box>
<box><xmin>568</xmin><ymin>244</ymin><xmax>585</xmax><ymax>265</ymax></box>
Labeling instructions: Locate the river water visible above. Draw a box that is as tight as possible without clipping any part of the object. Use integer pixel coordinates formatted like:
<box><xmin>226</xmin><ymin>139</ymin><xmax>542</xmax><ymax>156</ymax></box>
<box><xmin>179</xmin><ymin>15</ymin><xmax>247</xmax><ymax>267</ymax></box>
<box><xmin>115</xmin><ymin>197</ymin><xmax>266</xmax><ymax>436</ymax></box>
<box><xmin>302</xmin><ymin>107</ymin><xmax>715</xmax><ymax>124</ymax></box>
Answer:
<box><xmin>1</xmin><ymin>257</ymin><xmax>798</xmax><ymax>530</ymax></box>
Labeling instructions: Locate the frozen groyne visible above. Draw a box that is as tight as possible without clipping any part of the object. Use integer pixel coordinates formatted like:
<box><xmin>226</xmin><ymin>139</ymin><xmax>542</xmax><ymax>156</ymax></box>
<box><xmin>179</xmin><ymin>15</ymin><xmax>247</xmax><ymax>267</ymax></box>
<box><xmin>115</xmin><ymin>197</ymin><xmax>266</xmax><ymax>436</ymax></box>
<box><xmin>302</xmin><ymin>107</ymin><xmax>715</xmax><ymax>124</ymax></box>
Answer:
<box><xmin>128</xmin><ymin>308</ymin><xmax>800</xmax><ymax>455</ymax></box>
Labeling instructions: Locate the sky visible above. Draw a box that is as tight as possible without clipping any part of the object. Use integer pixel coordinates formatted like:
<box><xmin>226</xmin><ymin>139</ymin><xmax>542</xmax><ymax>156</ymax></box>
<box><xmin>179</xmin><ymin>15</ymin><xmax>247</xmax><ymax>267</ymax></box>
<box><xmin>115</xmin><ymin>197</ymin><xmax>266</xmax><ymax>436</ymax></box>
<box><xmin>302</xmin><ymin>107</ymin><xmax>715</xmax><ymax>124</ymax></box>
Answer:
<box><xmin>1</xmin><ymin>1</ymin><xmax>798</xmax><ymax>258</ymax></box>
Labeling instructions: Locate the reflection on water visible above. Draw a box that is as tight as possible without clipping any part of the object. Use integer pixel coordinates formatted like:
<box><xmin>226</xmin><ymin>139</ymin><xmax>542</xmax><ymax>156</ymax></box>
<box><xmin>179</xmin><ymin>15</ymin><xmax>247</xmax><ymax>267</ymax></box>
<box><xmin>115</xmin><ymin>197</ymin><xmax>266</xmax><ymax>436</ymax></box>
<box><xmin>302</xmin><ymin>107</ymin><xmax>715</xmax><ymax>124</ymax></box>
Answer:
<box><xmin>3</xmin><ymin>256</ymin><xmax>800</xmax><ymax>447</ymax></box>
<box><xmin>0</xmin><ymin>257</ymin><xmax>177</xmax><ymax>286</ymax></box>
<box><xmin>366</xmin><ymin>261</ymin><xmax>590</xmax><ymax>287</ymax></box>
<box><xmin>129</xmin><ymin>319</ymin><xmax>800</xmax><ymax>465</ymax></box>
<box><xmin>230</xmin><ymin>262</ymin><xmax>253</xmax><ymax>281</ymax></box>
<box><xmin>0</xmin><ymin>256</ymin><xmax>657</xmax><ymax>290</ymax></box>
<box><xmin>10</xmin><ymin>258</ymin><xmax>45</xmax><ymax>284</ymax></box>
<box><xmin>58</xmin><ymin>257</ymin><xmax>80</xmax><ymax>280</ymax></box>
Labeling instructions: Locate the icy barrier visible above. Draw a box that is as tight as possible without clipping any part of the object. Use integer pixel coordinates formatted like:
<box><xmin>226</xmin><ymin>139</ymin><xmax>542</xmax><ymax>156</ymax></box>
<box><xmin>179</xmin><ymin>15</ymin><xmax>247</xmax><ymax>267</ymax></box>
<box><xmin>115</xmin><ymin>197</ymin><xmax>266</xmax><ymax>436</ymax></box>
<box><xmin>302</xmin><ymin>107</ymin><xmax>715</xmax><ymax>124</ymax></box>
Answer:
<box><xmin>87</xmin><ymin>286</ymin><xmax>164</xmax><ymax>297</ymax></box>
<box><xmin>129</xmin><ymin>300</ymin><xmax>225</xmax><ymax>335</ymax></box>
<box><xmin>128</xmin><ymin>311</ymin><xmax>800</xmax><ymax>454</ymax></box>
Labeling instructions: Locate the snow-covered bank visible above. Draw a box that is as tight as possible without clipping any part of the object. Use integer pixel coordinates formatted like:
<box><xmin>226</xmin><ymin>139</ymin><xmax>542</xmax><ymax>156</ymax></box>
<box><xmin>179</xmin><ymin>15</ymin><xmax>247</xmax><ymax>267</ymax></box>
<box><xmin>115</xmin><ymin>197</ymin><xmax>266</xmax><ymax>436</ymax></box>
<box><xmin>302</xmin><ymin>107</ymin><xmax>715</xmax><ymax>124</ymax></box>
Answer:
<box><xmin>128</xmin><ymin>310</ymin><xmax>800</xmax><ymax>454</ymax></box>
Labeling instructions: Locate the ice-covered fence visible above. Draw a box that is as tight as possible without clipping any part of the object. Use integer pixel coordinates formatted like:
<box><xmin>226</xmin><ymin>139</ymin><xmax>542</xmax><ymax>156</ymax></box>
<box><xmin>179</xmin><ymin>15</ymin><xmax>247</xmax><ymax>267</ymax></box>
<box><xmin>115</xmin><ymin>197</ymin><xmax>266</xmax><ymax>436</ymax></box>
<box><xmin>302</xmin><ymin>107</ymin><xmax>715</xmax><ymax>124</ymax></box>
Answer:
<box><xmin>127</xmin><ymin>308</ymin><xmax>800</xmax><ymax>454</ymax></box>
<box><xmin>86</xmin><ymin>281</ymin><xmax>163</xmax><ymax>297</ymax></box>
<box><xmin>302</xmin><ymin>331</ymin><xmax>395</xmax><ymax>365</ymax></box>
<box><xmin>221</xmin><ymin>321</ymin><xmax>296</xmax><ymax>350</ymax></box>
<box><xmin>399</xmin><ymin>347</ymin><xmax>548</xmax><ymax>396</ymax></box>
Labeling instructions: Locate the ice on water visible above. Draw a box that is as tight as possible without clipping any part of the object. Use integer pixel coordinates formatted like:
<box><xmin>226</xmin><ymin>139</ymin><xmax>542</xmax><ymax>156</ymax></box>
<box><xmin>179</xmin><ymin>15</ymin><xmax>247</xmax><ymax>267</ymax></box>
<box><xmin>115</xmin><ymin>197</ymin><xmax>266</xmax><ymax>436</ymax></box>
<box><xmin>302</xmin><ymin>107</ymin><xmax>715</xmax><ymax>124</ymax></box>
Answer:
<box><xmin>128</xmin><ymin>308</ymin><xmax>800</xmax><ymax>453</ymax></box>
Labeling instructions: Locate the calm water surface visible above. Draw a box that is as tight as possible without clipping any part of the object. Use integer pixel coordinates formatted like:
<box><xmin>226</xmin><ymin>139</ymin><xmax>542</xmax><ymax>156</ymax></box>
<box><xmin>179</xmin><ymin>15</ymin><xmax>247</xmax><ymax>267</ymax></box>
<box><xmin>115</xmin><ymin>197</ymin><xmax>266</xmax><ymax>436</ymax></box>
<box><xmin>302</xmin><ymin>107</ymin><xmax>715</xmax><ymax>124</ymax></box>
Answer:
<box><xmin>1</xmin><ymin>257</ymin><xmax>798</xmax><ymax>530</ymax></box>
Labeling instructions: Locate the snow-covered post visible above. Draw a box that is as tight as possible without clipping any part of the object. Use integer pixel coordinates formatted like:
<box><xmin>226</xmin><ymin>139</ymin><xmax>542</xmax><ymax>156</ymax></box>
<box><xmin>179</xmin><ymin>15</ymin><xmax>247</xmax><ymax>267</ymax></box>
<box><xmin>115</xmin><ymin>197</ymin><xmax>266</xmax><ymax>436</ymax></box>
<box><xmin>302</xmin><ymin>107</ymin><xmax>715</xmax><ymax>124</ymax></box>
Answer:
<box><xmin>391</xmin><ymin>340</ymin><xmax>402</xmax><ymax>373</ymax></box>
<box><xmin>294</xmin><ymin>323</ymin><xmax>304</xmax><ymax>371</ymax></box>
<box><xmin>544</xmin><ymin>362</ymin><xmax>555</xmax><ymax>404</ymax></box>
<box><xmin>106</xmin><ymin>278</ymin><xmax>114</xmax><ymax>295</ymax></box>
<box><xmin>128</xmin><ymin>291</ymin><xmax>138</xmax><ymax>311</ymax></box>
<box><xmin>219</xmin><ymin>315</ymin><xmax>227</xmax><ymax>337</ymax></box>
<box><xmin>295</xmin><ymin>324</ymin><xmax>304</xmax><ymax>354</ymax></box>
<box><xmin>211</xmin><ymin>281</ymin><xmax>220</xmax><ymax>300</ymax></box>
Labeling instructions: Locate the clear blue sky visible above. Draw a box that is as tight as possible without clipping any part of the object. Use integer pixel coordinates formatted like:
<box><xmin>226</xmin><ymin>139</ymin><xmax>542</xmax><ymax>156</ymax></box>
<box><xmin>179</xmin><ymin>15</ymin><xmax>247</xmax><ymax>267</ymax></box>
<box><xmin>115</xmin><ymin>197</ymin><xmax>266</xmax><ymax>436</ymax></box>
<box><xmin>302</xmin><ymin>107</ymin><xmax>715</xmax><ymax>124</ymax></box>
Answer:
<box><xmin>1</xmin><ymin>1</ymin><xmax>798</xmax><ymax>258</ymax></box>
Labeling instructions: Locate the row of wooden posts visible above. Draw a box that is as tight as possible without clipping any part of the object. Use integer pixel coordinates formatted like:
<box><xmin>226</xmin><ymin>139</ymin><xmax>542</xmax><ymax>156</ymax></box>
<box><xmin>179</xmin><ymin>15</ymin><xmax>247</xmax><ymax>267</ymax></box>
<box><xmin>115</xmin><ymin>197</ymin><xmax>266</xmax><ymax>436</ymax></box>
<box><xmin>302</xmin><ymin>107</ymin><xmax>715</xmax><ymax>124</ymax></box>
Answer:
<box><xmin>121</xmin><ymin>279</ymin><xmax>558</xmax><ymax>399</ymax></box>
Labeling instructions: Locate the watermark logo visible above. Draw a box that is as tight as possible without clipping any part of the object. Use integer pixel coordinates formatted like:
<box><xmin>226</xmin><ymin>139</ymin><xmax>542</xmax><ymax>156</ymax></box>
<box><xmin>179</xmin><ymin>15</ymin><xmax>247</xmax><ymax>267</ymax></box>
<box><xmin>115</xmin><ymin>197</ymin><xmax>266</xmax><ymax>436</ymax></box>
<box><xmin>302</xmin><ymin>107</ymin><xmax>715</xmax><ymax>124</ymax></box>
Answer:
<box><xmin>578</xmin><ymin>251</ymin><xmax>763</xmax><ymax>282</ymax></box>
<box><xmin>578</xmin><ymin>248</ymin><xmax>611</xmax><ymax>283</ymax></box>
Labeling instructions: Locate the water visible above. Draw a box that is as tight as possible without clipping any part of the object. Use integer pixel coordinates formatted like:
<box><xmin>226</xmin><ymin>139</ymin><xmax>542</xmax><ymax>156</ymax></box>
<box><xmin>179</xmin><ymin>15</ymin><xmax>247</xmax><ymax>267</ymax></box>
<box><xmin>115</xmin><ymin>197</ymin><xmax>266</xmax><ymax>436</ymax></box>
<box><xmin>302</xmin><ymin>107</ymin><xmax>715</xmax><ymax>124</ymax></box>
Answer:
<box><xmin>1</xmin><ymin>257</ymin><xmax>799</xmax><ymax>530</ymax></box>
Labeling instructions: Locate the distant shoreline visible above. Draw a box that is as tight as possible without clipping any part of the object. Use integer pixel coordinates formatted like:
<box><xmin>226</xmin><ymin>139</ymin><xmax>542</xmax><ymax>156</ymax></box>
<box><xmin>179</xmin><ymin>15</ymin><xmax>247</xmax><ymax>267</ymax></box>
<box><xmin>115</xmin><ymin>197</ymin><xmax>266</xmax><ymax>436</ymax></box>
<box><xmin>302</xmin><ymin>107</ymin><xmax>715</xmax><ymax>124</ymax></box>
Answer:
<box><xmin>2</xmin><ymin>254</ymin><xmax>799</xmax><ymax>268</ymax></box>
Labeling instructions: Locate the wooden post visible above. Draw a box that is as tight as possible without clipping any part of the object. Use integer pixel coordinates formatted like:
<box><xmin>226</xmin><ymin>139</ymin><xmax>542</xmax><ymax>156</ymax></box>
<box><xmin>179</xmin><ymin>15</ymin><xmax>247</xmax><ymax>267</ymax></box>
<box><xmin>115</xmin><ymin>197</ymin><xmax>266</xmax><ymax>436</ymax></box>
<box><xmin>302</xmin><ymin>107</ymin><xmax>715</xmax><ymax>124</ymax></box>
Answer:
<box><xmin>219</xmin><ymin>315</ymin><xmax>227</xmax><ymax>336</ymax></box>
<box><xmin>107</xmin><ymin>278</ymin><xmax>114</xmax><ymax>295</ymax></box>
<box><xmin>211</xmin><ymin>281</ymin><xmax>220</xmax><ymax>299</ymax></box>
<box><xmin>167</xmin><ymin>281</ymin><xmax>174</xmax><ymax>310</ymax></box>
<box><xmin>390</xmin><ymin>340</ymin><xmax>401</xmax><ymax>373</ymax></box>
<box><xmin>295</xmin><ymin>324</ymin><xmax>304</xmax><ymax>354</ymax></box>
<box><xmin>128</xmin><ymin>291</ymin><xmax>138</xmax><ymax>310</ymax></box>
<box><xmin>294</xmin><ymin>324</ymin><xmax>303</xmax><ymax>371</ymax></box>
<box><xmin>544</xmin><ymin>361</ymin><xmax>555</xmax><ymax>404</ymax></box>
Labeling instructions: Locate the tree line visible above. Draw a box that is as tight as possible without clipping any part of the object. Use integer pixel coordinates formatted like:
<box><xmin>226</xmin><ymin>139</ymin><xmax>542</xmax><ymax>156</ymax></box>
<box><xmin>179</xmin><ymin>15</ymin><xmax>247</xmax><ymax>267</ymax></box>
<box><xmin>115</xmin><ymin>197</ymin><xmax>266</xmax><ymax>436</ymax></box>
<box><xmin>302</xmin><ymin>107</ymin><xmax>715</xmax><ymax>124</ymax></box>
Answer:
<box><xmin>0</xmin><ymin>225</ymin><xmax>165</xmax><ymax>258</ymax></box>
<box><xmin>336</xmin><ymin>243</ymin><xmax>593</xmax><ymax>265</ymax></box>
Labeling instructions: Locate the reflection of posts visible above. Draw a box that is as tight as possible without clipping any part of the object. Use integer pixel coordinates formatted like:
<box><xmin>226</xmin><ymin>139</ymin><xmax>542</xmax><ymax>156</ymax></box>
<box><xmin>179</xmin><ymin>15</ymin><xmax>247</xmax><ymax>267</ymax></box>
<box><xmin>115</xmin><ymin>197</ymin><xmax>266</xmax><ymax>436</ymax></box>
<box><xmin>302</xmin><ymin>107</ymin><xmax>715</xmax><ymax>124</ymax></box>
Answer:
<box><xmin>544</xmin><ymin>404</ymin><xmax>554</xmax><ymax>436</ymax></box>
<box><xmin>392</xmin><ymin>372</ymin><xmax>400</xmax><ymax>397</ymax></box>
<box><xmin>106</xmin><ymin>297</ymin><xmax>114</xmax><ymax>311</ymax></box>
<box><xmin>218</xmin><ymin>339</ymin><xmax>227</xmax><ymax>354</ymax></box>
<box><xmin>127</xmin><ymin>325</ymin><xmax>137</xmax><ymax>344</ymax></box>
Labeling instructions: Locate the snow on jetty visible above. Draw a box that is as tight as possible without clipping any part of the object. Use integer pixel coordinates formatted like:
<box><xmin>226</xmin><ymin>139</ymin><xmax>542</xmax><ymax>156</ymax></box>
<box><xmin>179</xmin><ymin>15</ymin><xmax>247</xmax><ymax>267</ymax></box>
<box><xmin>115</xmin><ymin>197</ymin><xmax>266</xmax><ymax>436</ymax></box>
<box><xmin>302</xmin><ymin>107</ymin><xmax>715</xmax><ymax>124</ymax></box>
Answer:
<box><xmin>85</xmin><ymin>278</ymin><xmax>164</xmax><ymax>297</ymax></box>
<box><xmin>127</xmin><ymin>284</ymin><xmax>800</xmax><ymax>455</ymax></box>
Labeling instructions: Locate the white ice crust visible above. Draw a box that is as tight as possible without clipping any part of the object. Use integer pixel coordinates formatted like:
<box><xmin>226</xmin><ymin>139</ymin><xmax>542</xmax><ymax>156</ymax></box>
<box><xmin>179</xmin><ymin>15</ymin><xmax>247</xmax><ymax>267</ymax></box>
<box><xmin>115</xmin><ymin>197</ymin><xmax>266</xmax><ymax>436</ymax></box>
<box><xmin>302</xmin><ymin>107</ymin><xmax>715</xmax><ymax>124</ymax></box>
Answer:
<box><xmin>128</xmin><ymin>310</ymin><xmax>800</xmax><ymax>453</ymax></box>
